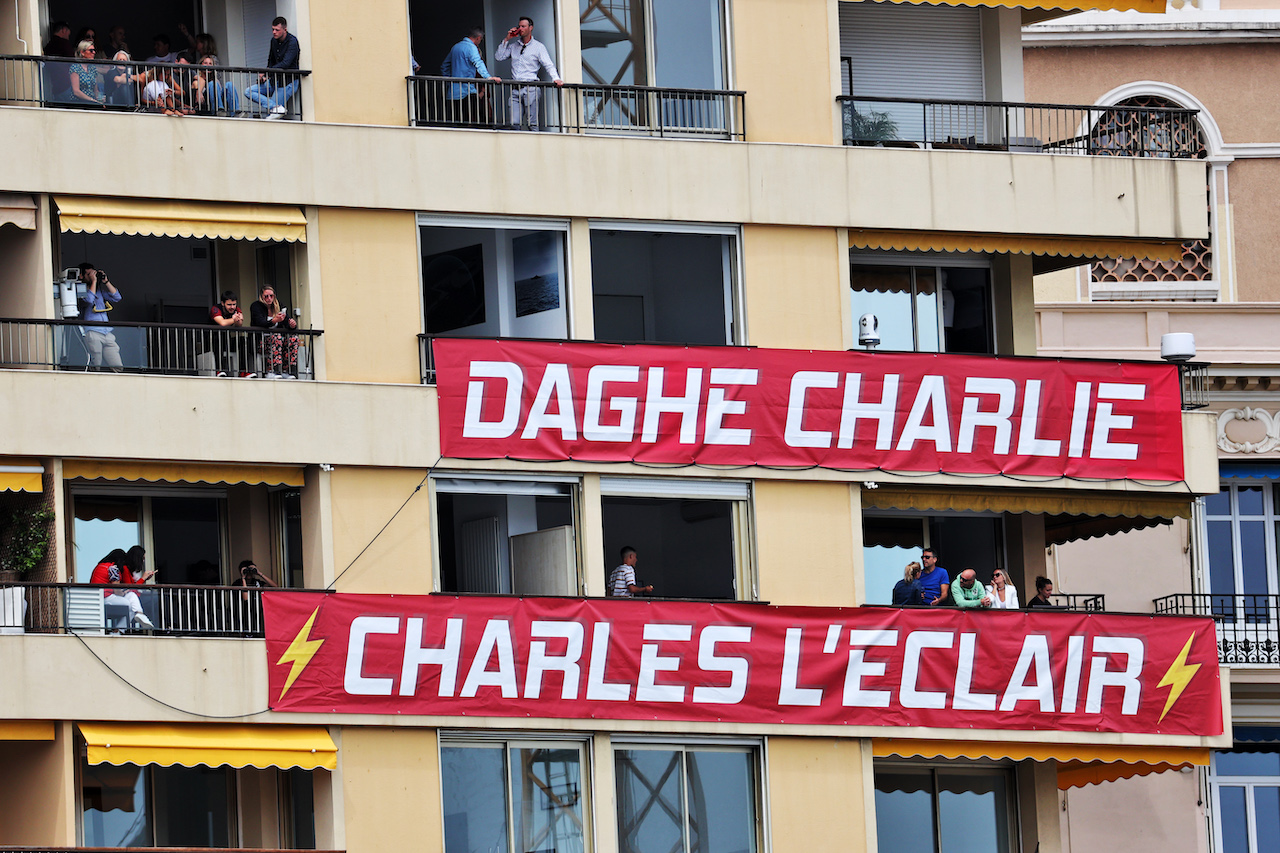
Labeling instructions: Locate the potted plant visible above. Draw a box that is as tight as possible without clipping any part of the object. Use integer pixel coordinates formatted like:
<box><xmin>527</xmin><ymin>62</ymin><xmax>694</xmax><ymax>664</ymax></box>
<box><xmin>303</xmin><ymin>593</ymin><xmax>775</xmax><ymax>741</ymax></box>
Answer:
<box><xmin>0</xmin><ymin>508</ymin><xmax>55</xmax><ymax>580</ymax></box>
<box><xmin>843</xmin><ymin>105</ymin><xmax>900</xmax><ymax>146</ymax></box>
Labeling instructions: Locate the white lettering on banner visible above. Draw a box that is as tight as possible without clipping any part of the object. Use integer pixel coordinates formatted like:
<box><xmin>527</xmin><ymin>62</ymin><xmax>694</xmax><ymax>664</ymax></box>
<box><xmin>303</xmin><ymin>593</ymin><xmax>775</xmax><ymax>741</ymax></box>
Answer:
<box><xmin>785</xmin><ymin>372</ymin><xmax>840</xmax><ymax>448</ymax></box>
<box><xmin>957</xmin><ymin>378</ymin><xmax>1016</xmax><ymax>455</ymax></box>
<box><xmin>641</xmin><ymin>368</ymin><xmax>703</xmax><ymax>443</ymax></box>
<box><xmin>705</xmin><ymin>369</ymin><xmax>758</xmax><ymax>446</ymax></box>
<box><xmin>1091</xmin><ymin>384</ymin><xmax>1145</xmax><ymax>461</ymax></box>
<box><xmin>1068</xmin><ymin>382</ymin><xmax>1092</xmax><ymax>458</ymax></box>
<box><xmin>837</xmin><ymin>374</ymin><xmax>900</xmax><ymax>450</ymax></box>
<box><xmin>637</xmin><ymin>623</ymin><xmax>693</xmax><ymax>702</ymax></box>
<box><xmin>460</xmin><ymin>619</ymin><xmax>518</xmax><ymax>698</ymax></box>
<box><xmin>521</xmin><ymin>364</ymin><xmax>578</xmax><ymax>441</ymax></box>
<box><xmin>586</xmin><ymin>622</ymin><xmax>631</xmax><ymax>701</ymax></box>
<box><xmin>843</xmin><ymin>629</ymin><xmax>899</xmax><ymax>708</ymax></box>
<box><xmin>345</xmin><ymin>616</ymin><xmax>401</xmax><ymax>696</ymax></box>
<box><xmin>400</xmin><ymin>616</ymin><xmax>463</xmax><ymax>697</ymax></box>
<box><xmin>1017</xmin><ymin>380</ymin><xmax>1061</xmax><ymax>457</ymax></box>
<box><xmin>524</xmin><ymin>620</ymin><xmax>585</xmax><ymax>700</ymax></box>
<box><xmin>1000</xmin><ymin>635</ymin><xmax>1056</xmax><ymax>712</ymax></box>
<box><xmin>901</xmin><ymin>630</ymin><xmax>954</xmax><ymax>708</ymax></box>
<box><xmin>1086</xmin><ymin>636</ymin><xmax>1144</xmax><ymax>715</ymax></box>
<box><xmin>953</xmin><ymin>632</ymin><xmax>997</xmax><ymax>710</ymax></box>
<box><xmin>1061</xmin><ymin>635</ymin><xmax>1086</xmax><ymax>713</ymax></box>
<box><xmin>896</xmin><ymin>377</ymin><xmax>952</xmax><ymax>453</ymax></box>
<box><xmin>779</xmin><ymin>627</ymin><xmax>824</xmax><ymax>706</ymax></box>
<box><xmin>584</xmin><ymin>365</ymin><xmax>640</xmax><ymax>442</ymax></box>
<box><xmin>692</xmin><ymin>625</ymin><xmax>753</xmax><ymax>704</ymax></box>
<box><xmin>463</xmin><ymin>361</ymin><xmax>525</xmax><ymax>439</ymax></box>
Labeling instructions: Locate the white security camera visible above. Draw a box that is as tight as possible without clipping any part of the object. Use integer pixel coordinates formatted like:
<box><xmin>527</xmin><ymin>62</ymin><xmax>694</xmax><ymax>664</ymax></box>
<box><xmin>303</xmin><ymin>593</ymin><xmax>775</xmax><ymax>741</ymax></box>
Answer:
<box><xmin>1160</xmin><ymin>332</ymin><xmax>1196</xmax><ymax>363</ymax></box>
<box><xmin>858</xmin><ymin>313</ymin><xmax>880</xmax><ymax>349</ymax></box>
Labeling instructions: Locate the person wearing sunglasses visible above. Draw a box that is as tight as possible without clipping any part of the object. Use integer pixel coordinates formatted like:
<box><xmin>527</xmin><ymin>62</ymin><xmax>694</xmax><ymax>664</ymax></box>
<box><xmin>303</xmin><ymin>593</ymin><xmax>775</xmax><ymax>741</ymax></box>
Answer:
<box><xmin>496</xmin><ymin>16</ymin><xmax>562</xmax><ymax>130</ymax></box>
<box><xmin>69</xmin><ymin>39</ymin><xmax>105</xmax><ymax>105</ymax></box>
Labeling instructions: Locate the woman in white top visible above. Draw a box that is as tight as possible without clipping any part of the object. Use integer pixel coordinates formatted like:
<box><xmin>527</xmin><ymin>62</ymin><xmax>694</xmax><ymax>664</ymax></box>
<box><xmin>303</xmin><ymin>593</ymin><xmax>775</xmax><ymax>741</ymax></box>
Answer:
<box><xmin>985</xmin><ymin>569</ymin><xmax>1019</xmax><ymax>609</ymax></box>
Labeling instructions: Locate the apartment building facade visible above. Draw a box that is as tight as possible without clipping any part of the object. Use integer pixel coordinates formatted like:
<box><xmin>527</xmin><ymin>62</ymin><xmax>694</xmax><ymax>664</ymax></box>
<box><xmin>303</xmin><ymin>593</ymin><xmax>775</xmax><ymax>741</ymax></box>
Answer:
<box><xmin>1028</xmin><ymin>2</ymin><xmax>1280</xmax><ymax>851</ymax></box>
<box><xmin>0</xmin><ymin>1</ymin><xmax>1227</xmax><ymax>852</ymax></box>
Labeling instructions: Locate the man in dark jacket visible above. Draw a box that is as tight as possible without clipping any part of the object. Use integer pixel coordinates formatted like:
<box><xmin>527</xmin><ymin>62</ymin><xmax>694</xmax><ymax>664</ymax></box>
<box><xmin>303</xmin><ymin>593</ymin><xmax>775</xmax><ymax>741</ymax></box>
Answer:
<box><xmin>244</xmin><ymin>16</ymin><xmax>300</xmax><ymax>118</ymax></box>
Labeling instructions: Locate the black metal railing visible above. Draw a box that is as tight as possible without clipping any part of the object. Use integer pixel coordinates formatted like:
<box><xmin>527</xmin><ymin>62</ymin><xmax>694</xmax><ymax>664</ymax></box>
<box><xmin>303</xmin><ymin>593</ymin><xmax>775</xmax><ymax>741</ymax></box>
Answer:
<box><xmin>1050</xmin><ymin>593</ymin><xmax>1107</xmax><ymax>611</ymax></box>
<box><xmin>407</xmin><ymin>76</ymin><xmax>745</xmax><ymax>140</ymax></box>
<box><xmin>1155</xmin><ymin>593</ymin><xmax>1280</xmax><ymax>665</ymax></box>
<box><xmin>0</xmin><ymin>318</ymin><xmax>320</xmax><ymax>378</ymax></box>
<box><xmin>837</xmin><ymin>95</ymin><xmax>1201</xmax><ymax>159</ymax></box>
<box><xmin>0</xmin><ymin>583</ymin><xmax>276</xmax><ymax>637</ymax></box>
<box><xmin>418</xmin><ymin>334</ymin><xmax>436</xmax><ymax>385</ymax></box>
<box><xmin>0</xmin><ymin>55</ymin><xmax>310</xmax><ymax>119</ymax></box>
<box><xmin>1180</xmin><ymin>362</ymin><xmax>1209</xmax><ymax>410</ymax></box>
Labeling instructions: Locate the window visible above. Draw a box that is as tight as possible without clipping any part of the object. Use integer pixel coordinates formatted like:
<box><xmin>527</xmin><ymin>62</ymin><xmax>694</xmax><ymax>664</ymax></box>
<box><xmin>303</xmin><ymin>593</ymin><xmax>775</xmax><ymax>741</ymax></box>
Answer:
<box><xmin>591</xmin><ymin>226</ymin><xmax>738</xmax><ymax>346</ymax></box>
<box><xmin>850</xmin><ymin>261</ymin><xmax>993</xmax><ymax>354</ymax></box>
<box><xmin>81</xmin><ymin>759</ymin><xmax>315</xmax><ymax>849</ymax></box>
<box><xmin>409</xmin><ymin>0</ymin><xmax>561</xmax><ymax>91</ymax></box>
<box><xmin>874</xmin><ymin>763</ymin><xmax>1015</xmax><ymax>853</ymax></box>
<box><xmin>275</xmin><ymin>489</ymin><xmax>306</xmax><ymax>589</ymax></box>
<box><xmin>863</xmin><ymin>513</ymin><xmax>1005</xmax><ymax>605</ymax></box>
<box><xmin>1211</xmin><ymin>749</ymin><xmax>1280</xmax><ymax>853</ymax></box>
<box><xmin>1204</xmin><ymin>481</ymin><xmax>1278</xmax><ymax>601</ymax></box>
<box><xmin>601</xmin><ymin>478</ymin><xmax>752</xmax><ymax>600</ymax></box>
<box><xmin>420</xmin><ymin>217</ymin><xmax>570</xmax><ymax>340</ymax></box>
<box><xmin>434</xmin><ymin>476</ymin><xmax>578</xmax><ymax>595</ymax></box>
<box><xmin>441</xmin><ymin>737</ymin><xmax>588</xmax><ymax>853</ymax></box>
<box><xmin>614</xmin><ymin>743</ymin><xmax>760</xmax><ymax>853</ymax></box>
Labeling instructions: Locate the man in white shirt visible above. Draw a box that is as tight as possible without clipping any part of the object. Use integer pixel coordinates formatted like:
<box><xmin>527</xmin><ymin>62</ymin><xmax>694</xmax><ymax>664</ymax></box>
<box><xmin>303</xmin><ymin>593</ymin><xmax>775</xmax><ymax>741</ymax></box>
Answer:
<box><xmin>609</xmin><ymin>546</ymin><xmax>652</xmax><ymax>598</ymax></box>
<box><xmin>495</xmin><ymin>16</ymin><xmax>562</xmax><ymax>130</ymax></box>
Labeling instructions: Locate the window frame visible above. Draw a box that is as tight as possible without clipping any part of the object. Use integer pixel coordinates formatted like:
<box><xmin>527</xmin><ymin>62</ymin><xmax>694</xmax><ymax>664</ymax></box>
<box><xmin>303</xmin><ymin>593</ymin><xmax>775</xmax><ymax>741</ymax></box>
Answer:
<box><xmin>611</xmin><ymin>737</ymin><xmax>764</xmax><ymax>853</ymax></box>
<box><xmin>1209</xmin><ymin>748</ymin><xmax>1280</xmax><ymax>853</ymax></box>
<box><xmin>1203</xmin><ymin>480</ymin><xmax>1280</xmax><ymax>602</ymax></box>
<box><xmin>587</xmin><ymin>220</ymin><xmax>745</xmax><ymax>347</ymax></box>
<box><xmin>849</xmin><ymin>252</ymin><xmax>995</xmax><ymax>355</ymax></box>
<box><xmin>438</xmin><ymin>731</ymin><xmax>595</xmax><ymax>853</ymax></box>
<box><xmin>872</xmin><ymin>758</ymin><xmax>1019</xmax><ymax>853</ymax></box>
<box><xmin>579</xmin><ymin>0</ymin><xmax>734</xmax><ymax>92</ymax></box>
<box><xmin>78</xmin><ymin>755</ymin><xmax>239</xmax><ymax>848</ymax></box>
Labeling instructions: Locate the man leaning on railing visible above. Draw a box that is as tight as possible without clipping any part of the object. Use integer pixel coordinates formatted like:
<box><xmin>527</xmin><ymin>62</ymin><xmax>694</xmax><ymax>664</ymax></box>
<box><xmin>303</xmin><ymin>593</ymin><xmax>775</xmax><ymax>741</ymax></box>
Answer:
<box><xmin>244</xmin><ymin>16</ymin><xmax>300</xmax><ymax>119</ymax></box>
<box><xmin>495</xmin><ymin>16</ymin><xmax>562</xmax><ymax>131</ymax></box>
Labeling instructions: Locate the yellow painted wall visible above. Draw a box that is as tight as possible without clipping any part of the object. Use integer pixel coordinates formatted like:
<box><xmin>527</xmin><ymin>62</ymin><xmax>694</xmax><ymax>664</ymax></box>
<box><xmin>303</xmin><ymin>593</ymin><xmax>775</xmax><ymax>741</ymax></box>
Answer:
<box><xmin>743</xmin><ymin>226</ymin><xmax>845</xmax><ymax>350</ymax></box>
<box><xmin>340</xmin><ymin>728</ymin><xmax>442</xmax><ymax>852</ymax></box>
<box><xmin>307</xmin><ymin>0</ymin><xmax>410</xmax><ymax>125</ymax></box>
<box><xmin>329</xmin><ymin>467</ymin><xmax>434</xmax><ymax>594</ymax></box>
<box><xmin>316</xmin><ymin>208</ymin><xmax>422</xmax><ymax>384</ymax></box>
<box><xmin>733</xmin><ymin>0</ymin><xmax>838</xmax><ymax>145</ymax></box>
<box><xmin>754</xmin><ymin>481</ymin><xmax>856</xmax><ymax>607</ymax></box>
<box><xmin>0</xmin><ymin>731</ymin><xmax>73</xmax><ymax>845</ymax></box>
<box><xmin>768</xmin><ymin>737</ymin><xmax>869</xmax><ymax>853</ymax></box>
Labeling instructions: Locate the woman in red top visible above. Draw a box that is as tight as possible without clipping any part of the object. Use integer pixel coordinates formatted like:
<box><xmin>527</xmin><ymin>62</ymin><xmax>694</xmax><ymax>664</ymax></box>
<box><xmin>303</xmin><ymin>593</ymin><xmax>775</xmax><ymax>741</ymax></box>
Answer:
<box><xmin>89</xmin><ymin>548</ymin><xmax>155</xmax><ymax>628</ymax></box>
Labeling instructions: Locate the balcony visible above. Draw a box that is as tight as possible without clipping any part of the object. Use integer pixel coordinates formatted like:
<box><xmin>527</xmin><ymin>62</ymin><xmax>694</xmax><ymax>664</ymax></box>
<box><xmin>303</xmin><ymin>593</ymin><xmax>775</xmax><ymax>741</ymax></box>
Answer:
<box><xmin>1</xmin><ymin>583</ymin><xmax>273</xmax><ymax>637</ymax></box>
<box><xmin>838</xmin><ymin>95</ymin><xmax>1202</xmax><ymax>158</ymax></box>
<box><xmin>0</xmin><ymin>55</ymin><xmax>310</xmax><ymax>120</ymax></box>
<box><xmin>1155</xmin><ymin>594</ymin><xmax>1280</xmax><ymax>666</ymax></box>
<box><xmin>407</xmin><ymin>76</ymin><xmax>744</xmax><ymax>140</ymax></box>
<box><xmin>0</xmin><ymin>318</ymin><xmax>320</xmax><ymax>379</ymax></box>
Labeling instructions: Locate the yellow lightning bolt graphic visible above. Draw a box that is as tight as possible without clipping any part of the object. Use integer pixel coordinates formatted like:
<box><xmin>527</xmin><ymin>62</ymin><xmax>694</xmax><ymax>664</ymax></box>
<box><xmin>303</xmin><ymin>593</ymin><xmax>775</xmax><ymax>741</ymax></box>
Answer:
<box><xmin>276</xmin><ymin>607</ymin><xmax>325</xmax><ymax>702</ymax></box>
<box><xmin>1157</xmin><ymin>632</ymin><xmax>1202</xmax><ymax>723</ymax></box>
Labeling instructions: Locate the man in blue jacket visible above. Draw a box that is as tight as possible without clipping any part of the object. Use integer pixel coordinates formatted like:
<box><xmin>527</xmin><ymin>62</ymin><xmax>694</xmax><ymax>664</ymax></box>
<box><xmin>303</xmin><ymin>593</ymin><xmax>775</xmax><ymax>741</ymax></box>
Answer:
<box><xmin>245</xmin><ymin>17</ymin><xmax>300</xmax><ymax>119</ymax></box>
<box><xmin>441</xmin><ymin>27</ymin><xmax>499</xmax><ymax>125</ymax></box>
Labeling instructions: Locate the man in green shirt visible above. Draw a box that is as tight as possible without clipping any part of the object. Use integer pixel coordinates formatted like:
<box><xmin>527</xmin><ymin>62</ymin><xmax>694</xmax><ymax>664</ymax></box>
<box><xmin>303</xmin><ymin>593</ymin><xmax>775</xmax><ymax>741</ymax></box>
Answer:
<box><xmin>952</xmin><ymin>569</ymin><xmax>990</xmax><ymax>609</ymax></box>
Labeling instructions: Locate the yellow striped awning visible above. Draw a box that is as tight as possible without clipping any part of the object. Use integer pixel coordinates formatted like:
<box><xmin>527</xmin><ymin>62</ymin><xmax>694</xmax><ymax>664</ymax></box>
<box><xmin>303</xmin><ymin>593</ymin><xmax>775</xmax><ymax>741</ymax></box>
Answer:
<box><xmin>849</xmin><ymin>229</ymin><xmax>1184</xmax><ymax>262</ymax></box>
<box><xmin>0</xmin><ymin>193</ymin><xmax>36</xmax><ymax>230</ymax></box>
<box><xmin>63</xmin><ymin>461</ymin><xmax>304</xmax><ymax>488</ymax></box>
<box><xmin>78</xmin><ymin>723</ymin><xmax>337</xmax><ymax>770</ymax></box>
<box><xmin>54</xmin><ymin>196</ymin><xmax>306</xmax><ymax>243</ymax></box>
<box><xmin>0</xmin><ymin>721</ymin><xmax>56</xmax><ymax>740</ymax></box>
<box><xmin>0</xmin><ymin>458</ymin><xmax>44</xmax><ymax>493</ymax></box>
<box><xmin>873</xmin><ymin>739</ymin><xmax>1210</xmax><ymax>789</ymax></box>
<box><xmin>841</xmin><ymin>0</ymin><xmax>1164</xmax><ymax>14</ymax></box>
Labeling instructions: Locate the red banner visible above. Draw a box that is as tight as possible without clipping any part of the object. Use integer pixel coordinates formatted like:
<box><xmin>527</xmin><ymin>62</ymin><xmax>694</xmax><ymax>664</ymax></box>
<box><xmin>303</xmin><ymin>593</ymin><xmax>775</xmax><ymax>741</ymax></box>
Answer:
<box><xmin>433</xmin><ymin>340</ymin><xmax>1186</xmax><ymax>482</ymax></box>
<box><xmin>264</xmin><ymin>593</ymin><xmax>1221</xmax><ymax>737</ymax></box>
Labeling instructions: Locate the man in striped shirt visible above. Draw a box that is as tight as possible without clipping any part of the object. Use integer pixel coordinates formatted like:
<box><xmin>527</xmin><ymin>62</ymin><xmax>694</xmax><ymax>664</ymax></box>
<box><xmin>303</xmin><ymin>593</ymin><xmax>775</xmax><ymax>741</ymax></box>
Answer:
<box><xmin>495</xmin><ymin>16</ymin><xmax>562</xmax><ymax>130</ymax></box>
<box><xmin>609</xmin><ymin>546</ymin><xmax>652</xmax><ymax>597</ymax></box>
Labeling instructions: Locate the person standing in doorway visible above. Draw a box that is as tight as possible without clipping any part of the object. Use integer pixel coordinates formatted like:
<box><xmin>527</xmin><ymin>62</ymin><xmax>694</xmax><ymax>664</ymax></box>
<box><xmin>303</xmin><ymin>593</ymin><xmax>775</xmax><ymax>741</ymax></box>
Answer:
<box><xmin>609</xmin><ymin>546</ymin><xmax>652</xmax><ymax>597</ymax></box>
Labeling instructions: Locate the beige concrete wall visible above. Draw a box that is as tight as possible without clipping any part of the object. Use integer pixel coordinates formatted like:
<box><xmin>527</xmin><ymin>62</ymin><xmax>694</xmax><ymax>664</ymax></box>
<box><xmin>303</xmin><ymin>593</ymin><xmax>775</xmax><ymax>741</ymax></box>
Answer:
<box><xmin>1223</xmin><ymin>158</ymin><xmax>1280</xmax><ymax>303</ymax></box>
<box><xmin>0</xmin><ymin>729</ymin><xmax>73</xmax><ymax>845</ymax></box>
<box><xmin>0</xmin><ymin>109</ymin><xmax>1207</xmax><ymax>242</ymax></box>
<box><xmin>992</xmin><ymin>253</ymin><xmax>1037</xmax><ymax>356</ymax></box>
<box><xmin>755</xmin><ymin>481</ymin><xmax>856</xmax><ymax>606</ymax></box>
<box><xmin>768</xmin><ymin>737</ymin><xmax>869</xmax><ymax>853</ymax></box>
<box><xmin>316</xmin><ymin>208</ymin><xmax>422</xmax><ymax>383</ymax></box>
<box><xmin>1047</xmin><ymin>520</ymin><xmax>1191</xmax><ymax>614</ymax></box>
<box><xmin>734</xmin><ymin>0</ymin><xmax>838</xmax><ymax>145</ymax></box>
<box><xmin>1024</xmin><ymin>42</ymin><xmax>1280</xmax><ymax>144</ymax></box>
<box><xmin>1060</xmin><ymin>770</ymin><xmax>1206</xmax><ymax>853</ymax></box>
<box><xmin>0</xmin><ymin>219</ymin><xmax>48</xmax><ymax>319</ymax></box>
<box><xmin>308</xmin><ymin>0</ymin><xmax>410</xmax><ymax>126</ymax></box>
<box><xmin>329</xmin><ymin>466</ymin><xmax>434</xmax><ymax>594</ymax></box>
<box><xmin>742</xmin><ymin>225</ymin><xmax>845</xmax><ymax>350</ymax></box>
<box><xmin>339</xmin><ymin>728</ymin><xmax>442</xmax><ymax>853</ymax></box>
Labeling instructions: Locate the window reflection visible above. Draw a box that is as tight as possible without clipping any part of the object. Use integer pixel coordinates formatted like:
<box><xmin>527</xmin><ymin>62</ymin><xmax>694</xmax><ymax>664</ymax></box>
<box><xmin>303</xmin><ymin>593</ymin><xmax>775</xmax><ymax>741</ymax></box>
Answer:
<box><xmin>874</xmin><ymin>765</ymin><xmax>1013</xmax><ymax>853</ymax></box>
<box><xmin>850</xmin><ymin>263</ymin><xmax>992</xmax><ymax>354</ymax></box>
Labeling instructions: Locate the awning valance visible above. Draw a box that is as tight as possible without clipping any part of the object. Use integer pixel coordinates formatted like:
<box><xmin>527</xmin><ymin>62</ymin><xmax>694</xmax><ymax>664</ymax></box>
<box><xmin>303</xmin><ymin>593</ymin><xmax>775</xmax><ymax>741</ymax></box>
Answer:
<box><xmin>873</xmin><ymin>739</ymin><xmax>1210</xmax><ymax>789</ymax></box>
<box><xmin>53</xmin><ymin>196</ymin><xmax>306</xmax><ymax>243</ymax></box>
<box><xmin>848</xmin><ymin>229</ymin><xmax>1183</xmax><ymax>263</ymax></box>
<box><xmin>1220</xmin><ymin>464</ymin><xmax>1280</xmax><ymax>480</ymax></box>
<box><xmin>77</xmin><ymin>723</ymin><xmax>337</xmax><ymax>770</ymax></box>
<box><xmin>0</xmin><ymin>720</ymin><xmax>55</xmax><ymax>741</ymax></box>
<box><xmin>842</xmin><ymin>0</ymin><xmax>1164</xmax><ymax>15</ymax></box>
<box><xmin>863</xmin><ymin>486</ymin><xmax>1193</xmax><ymax>545</ymax></box>
<box><xmin>0</xmin><ymin>458</ymin><xmax>44</xmax><ymax>493</ymax></box>
<box><xmin>0</xmin><ymin>193</ymin><xmax>36</xmax><ymax>230</ymax></box>
<box><xmin>63</xmin><ymin>461</ymin><xmax>304</xmax><ymax>488</ymax></box>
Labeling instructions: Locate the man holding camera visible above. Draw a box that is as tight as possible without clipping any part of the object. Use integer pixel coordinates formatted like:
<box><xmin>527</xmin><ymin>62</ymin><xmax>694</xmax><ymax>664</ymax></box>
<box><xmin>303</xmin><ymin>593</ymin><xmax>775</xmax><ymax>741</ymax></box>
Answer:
<box><xmin>232</xmin><ymin>560</ymin><xmax>277</xmax><ymax>597</ymax></box>
<box><xmin>78</xmin><ymin>262</ymin><xmax>123</xmax><ymax>371</ymax></box>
